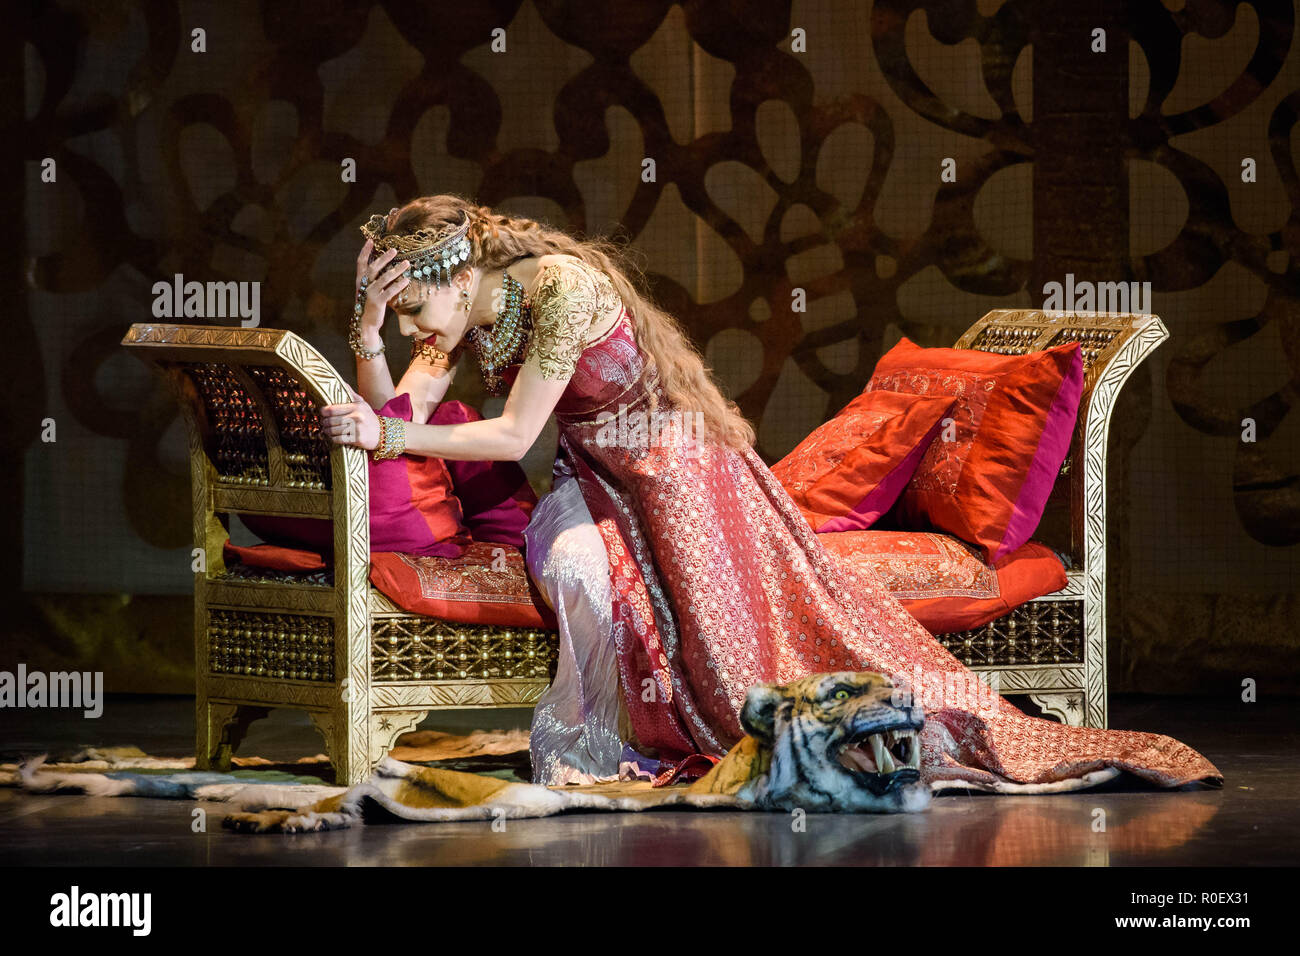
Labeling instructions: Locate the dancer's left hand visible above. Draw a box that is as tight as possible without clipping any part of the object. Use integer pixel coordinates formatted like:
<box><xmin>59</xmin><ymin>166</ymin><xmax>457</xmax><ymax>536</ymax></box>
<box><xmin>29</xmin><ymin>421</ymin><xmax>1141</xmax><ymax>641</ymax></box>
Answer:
<box><xmin>320</xmin><ymin>384</ymin><xmax>381</xmax><ymax>451</ymax></box>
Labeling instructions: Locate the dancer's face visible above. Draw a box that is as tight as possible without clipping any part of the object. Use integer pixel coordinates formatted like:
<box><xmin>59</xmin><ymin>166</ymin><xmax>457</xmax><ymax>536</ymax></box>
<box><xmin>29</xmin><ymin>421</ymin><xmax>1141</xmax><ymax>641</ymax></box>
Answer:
<box><xmin>391</xmin><ymin>270</ymin><xmax>475</xmax><ymax>352</ymax></box>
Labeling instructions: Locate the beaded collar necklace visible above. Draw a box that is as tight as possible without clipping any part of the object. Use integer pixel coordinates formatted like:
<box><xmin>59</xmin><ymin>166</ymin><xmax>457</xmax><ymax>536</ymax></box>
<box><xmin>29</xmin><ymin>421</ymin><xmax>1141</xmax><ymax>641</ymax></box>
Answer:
<box><xmin>467</xmin><ymin>270</ymin><xmax>532</xmax><ymax>394</ymax></box>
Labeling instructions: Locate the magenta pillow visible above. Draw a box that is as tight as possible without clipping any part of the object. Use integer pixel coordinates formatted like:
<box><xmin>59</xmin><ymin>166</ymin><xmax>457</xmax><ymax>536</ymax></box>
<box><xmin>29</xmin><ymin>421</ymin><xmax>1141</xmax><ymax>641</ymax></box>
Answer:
<box><xmin>369</xmin><ymin>393</ymin><xmax>469</xmax><ymax>557</ymax></box>
<box><xmin>239</xmin><ymin>513</ymin><xmax>334</xmax><ymax>554</ymax></box>
<box><xmin>431</xmin><ymin>401</ymin><xmax>538</xmax><ymax>549</ymax></box>
<box><xmin>238</xmin><ymin>397</ymin><xmax>529</xmax><ymax>556</ymax></box>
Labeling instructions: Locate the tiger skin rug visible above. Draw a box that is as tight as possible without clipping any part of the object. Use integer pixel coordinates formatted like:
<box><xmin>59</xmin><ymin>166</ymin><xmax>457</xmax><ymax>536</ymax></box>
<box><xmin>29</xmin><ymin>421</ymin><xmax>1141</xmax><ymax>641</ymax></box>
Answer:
<box><xmin>223</xmin><ymin>671</ymin><xmax>936</xmax><ymax>832</ymax></box>
<box><xmin>15</xmin><ymin>672</ymin><xmax>1023</xmax><ymax>832</ymax></box>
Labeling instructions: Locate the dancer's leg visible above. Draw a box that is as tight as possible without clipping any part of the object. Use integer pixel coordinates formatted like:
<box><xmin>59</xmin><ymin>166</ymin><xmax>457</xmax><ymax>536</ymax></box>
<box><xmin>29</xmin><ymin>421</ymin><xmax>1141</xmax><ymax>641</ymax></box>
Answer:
<box><xmin>523</xmin><ymin>473</ymin><xmax>623</xmax><ymax>785</ymax></box>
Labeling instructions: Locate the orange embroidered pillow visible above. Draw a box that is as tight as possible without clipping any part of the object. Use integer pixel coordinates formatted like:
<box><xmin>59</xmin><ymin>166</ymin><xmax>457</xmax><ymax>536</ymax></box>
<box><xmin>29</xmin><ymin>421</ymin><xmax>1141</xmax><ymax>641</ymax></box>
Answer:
<box><xmin>818</xmin><ymin>529</ymin><xmax>1068</xmax><ymax>634</ymax></box>
<box><xmin>771</xmin><ymin>390</ymin><xmax>957</xmax><ymax>533</ymax></box>
<box><xmin>866</xmin><ymin>336</ymin><xmax>1084</xmax><ymax>563</ymax></box>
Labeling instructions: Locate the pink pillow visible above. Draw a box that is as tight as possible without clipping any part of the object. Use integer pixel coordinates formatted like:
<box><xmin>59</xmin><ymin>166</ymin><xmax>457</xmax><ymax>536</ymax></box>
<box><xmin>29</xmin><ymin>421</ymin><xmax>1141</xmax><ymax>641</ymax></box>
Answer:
<box><xmin>237</xmin><ymin>398</ymin><xmax>530</xmax><ymax>557</ymax></box>
<box><xmin>238</xmin><ymin>513</ymin><xmax>334</xmax><ymax>554</ymax></box>
<box><xmin>430</xmin><ymin>402</ymin><xmax>538</xmax><ymax>548</ymax></box>
<box><xmin>369</xmin><ymin>393</ymin><xmax>470</xmax><ymax>557</ymax></box>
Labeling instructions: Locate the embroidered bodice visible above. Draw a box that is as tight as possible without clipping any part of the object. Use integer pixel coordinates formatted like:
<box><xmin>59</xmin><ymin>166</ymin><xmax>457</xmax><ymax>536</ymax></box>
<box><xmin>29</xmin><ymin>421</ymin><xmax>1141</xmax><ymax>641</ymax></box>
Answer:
<box><xmin>480</xmin><ymin>256</ymin><xmax>644</xmax><ymax>412</ymax></box>
<box><xmin>552</xmin><ymin>310</ymin><xmax>646</xmax><ymax>418</ymax></box>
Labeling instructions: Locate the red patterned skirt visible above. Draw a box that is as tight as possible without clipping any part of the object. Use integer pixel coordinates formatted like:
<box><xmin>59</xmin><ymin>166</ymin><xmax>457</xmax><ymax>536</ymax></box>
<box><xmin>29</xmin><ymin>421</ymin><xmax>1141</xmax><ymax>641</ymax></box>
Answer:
<box><xmin>555</xmin><ymin>380</ymin><xmax>1221</xmax><ymax>792</ymax></box>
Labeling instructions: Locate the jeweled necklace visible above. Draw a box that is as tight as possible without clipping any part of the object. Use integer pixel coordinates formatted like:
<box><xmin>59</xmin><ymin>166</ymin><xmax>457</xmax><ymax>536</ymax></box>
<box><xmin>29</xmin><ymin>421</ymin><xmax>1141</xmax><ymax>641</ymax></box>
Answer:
<box><xmin>468</xmin><ymin>270</ymin><xmax>531</xmax><ymax>393</ymax></box>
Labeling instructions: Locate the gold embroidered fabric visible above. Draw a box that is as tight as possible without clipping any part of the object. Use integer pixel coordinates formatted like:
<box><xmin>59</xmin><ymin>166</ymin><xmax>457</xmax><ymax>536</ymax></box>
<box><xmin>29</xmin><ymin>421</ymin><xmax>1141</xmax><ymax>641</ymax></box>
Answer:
<box><xmin>819</xmin><ymin>530</ymin><xmax>1002</xmax><ymax>599</ymax></box>
<box><xmin>524</xmin><ymin>257</ymin><xmax>620</xmax><ymax>381</ymax></box>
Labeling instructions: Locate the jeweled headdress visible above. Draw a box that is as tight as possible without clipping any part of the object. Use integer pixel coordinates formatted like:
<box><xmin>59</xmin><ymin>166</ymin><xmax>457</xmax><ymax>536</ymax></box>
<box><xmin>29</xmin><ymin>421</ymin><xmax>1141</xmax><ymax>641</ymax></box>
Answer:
<box><xmin>360</xmin><ymin>209</ymin><xmax>473</xmax><ymax>302</ymax></box>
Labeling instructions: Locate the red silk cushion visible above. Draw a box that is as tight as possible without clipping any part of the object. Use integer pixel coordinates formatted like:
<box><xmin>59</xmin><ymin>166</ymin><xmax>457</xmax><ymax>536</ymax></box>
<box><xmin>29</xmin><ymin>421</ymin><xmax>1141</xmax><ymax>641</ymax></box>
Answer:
<box><xmin>819</xmin><ymin>529</ymin><xmax>1068</xmax><ymax>634</ymax></box>
<box><xmin>770</xmin><ymin>390</ymin><xmax>957</xmax><ymax>533</ymax></box>
<box><xmin>222</xmin><ymin>540</ymin><xmax>329</xmax><ymax>572</ymax></box>
<box><xmin>866</xmin><ymin>337</ymin><xmax>1084</xmax><ymax>563</ymax></box>
<box><xmin>369</xmin><ymin>542</ymin><xmax>556</xmax><ymax>628</ymax></box>
<box><xmin>430</xmin><ymin>401</ymin><xmax>539</xmax><ymax>548</ymax></box>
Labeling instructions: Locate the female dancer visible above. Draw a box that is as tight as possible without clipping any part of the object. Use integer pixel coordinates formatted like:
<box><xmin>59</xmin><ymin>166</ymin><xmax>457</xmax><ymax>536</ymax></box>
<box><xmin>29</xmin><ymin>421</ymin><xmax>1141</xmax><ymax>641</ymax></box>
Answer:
<box><xmin>324</xmin><ymin>194</ymin><xmax>1222</xmax><ymax>793</ymax></box>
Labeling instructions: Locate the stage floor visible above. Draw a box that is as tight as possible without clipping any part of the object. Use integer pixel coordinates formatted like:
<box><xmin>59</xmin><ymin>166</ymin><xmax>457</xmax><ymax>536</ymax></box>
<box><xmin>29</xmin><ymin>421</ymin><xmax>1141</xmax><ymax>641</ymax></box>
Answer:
<box><xmin>1</xmin><ymin>695</ymin><xmax>1294</xmax><ymax>866</ymax></box>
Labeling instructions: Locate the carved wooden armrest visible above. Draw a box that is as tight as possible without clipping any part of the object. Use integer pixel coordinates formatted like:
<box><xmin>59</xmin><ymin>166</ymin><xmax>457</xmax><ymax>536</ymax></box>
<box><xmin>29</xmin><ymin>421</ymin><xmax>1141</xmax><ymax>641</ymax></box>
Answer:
<box><xmin>122</xmin><ymin>324</ymin><xmax>375</xmax><ymax>754</ymax></box>
<box><xmin>943</xmin><ymin>309</ymin><xmax>1170</xmax><ymax>730</ymax></box>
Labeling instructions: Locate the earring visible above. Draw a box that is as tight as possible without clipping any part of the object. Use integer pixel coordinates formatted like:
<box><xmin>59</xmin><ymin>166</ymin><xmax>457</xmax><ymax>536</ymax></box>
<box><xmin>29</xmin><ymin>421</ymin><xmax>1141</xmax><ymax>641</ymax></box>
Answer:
<box><xmin>461</xmin><ymin>288</ymin><xmax>472</xmax><ymax>313</ymax></box>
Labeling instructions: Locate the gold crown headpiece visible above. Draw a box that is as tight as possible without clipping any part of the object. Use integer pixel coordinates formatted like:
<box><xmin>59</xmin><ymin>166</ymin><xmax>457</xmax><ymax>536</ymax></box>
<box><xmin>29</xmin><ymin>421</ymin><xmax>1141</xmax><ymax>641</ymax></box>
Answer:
<box><xmin>361</xmin><ymin>209</ymin><xmax>473</xmax><ymax>297</ymax></box>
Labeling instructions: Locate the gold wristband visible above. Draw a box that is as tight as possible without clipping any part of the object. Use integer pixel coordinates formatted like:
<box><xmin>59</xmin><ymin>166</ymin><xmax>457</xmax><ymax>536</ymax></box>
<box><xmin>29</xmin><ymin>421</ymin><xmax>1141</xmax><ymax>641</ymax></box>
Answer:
<box><xmin>372</xmin><ymin>416</ymin><xmax>406</xmax><ymax>460</ymax></box>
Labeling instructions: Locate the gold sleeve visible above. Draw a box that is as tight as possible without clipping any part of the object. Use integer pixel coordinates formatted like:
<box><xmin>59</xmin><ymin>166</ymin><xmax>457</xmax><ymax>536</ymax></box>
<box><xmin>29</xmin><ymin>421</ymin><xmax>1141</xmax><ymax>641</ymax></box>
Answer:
<box><xmin>523</xmin><ymin>259</ymin><xmax>600</xmax><ymax>380</ymax></box>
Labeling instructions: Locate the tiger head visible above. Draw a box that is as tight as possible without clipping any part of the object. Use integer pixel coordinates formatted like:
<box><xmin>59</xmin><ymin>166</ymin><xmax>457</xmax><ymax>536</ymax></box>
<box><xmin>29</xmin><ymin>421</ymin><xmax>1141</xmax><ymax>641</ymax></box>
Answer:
<box><xmin>738</xmin><ymin>671</ymin><xmax>930</xmax><ymax>813</ymax></box>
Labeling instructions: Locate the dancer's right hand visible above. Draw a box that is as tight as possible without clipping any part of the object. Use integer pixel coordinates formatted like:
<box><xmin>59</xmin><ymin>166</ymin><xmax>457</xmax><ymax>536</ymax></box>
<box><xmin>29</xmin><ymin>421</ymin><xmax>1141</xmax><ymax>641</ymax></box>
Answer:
<box><xmin>355</xmin><ymin>238</ymin><xmax>411</xmax><ymax>331</ymax></box>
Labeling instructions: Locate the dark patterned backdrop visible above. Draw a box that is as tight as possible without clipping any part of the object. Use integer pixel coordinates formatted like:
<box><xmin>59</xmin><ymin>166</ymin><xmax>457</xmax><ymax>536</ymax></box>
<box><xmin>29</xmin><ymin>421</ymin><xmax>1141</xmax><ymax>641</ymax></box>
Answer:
<box><xmin>5</xmin><ymin>0</ymin><xmax>1299</xmax><ymax>694</ymax></box>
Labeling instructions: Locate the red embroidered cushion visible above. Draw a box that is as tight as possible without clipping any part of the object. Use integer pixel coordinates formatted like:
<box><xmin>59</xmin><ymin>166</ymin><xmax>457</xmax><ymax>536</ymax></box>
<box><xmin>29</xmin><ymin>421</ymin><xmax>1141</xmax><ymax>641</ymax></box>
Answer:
<box><xmin>430</xmin><ymin>401</ymin><xmax>538</xmax><ymax>548</ymax></box>
<box><xmin>770</xmin><ymin>389</ymin><xmax>957</xmax><ymax>533</ymax></box>
<box><xmin>866</xmin><ymin>337</ymin><xmax>1084</xmax><ymax>563</ymax></box>
<box><xmin>819</xmin><ymin>529</ymin><xmax>1068</xmax><ymax>634</ymax></box>
<box><xmin>369</xmin><ymin>542</ymin><xmax>556</xmax><ymax>629</ymax></box>
<box><xmin>221</xmin><ymin>541</ymin><xmax>557</xmax><ymax>629</ymax></box>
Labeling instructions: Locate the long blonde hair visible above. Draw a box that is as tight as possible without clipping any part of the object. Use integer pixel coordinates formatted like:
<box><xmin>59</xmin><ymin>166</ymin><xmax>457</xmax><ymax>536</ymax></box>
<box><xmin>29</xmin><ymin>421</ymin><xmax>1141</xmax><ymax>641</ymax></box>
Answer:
<box><xmin>384</xmin><ymin>194</ymin><xmax>755</xmax><ymax>449</ymax></box>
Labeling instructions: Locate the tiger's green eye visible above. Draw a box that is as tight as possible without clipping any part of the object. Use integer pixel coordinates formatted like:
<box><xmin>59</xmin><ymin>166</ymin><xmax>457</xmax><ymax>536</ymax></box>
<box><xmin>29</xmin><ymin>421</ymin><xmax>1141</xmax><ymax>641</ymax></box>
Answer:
<box><xmin>834</xmin><ymin>689</ymin><xmax>850</xmax><ymax>700</ymax></box>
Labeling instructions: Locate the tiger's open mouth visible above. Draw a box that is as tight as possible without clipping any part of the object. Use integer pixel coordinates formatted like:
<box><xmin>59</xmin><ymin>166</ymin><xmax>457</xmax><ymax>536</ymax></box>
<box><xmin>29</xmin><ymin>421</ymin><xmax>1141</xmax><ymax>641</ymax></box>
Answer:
<box><xmin>836</xmin><ymin>726</ymin><xmax>922</xmax><ymax>793</ymax></box>
<box><xmin>738</xmin><ymin>673</ymin><xmax>930</xmax><ymax>812</ymax></box>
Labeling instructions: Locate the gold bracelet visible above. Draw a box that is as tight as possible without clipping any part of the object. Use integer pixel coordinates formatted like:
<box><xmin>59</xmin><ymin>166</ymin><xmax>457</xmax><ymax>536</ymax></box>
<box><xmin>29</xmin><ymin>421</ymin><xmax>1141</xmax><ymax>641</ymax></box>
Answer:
<box><xmin>371</xmin><ymin>416</ymin><xmax>406</xmax><ymax>460</ymax></box>
<box><xmin>373</xmin><ymin>417</ymin><xmax>390</xmax><ymax>460</ymax></box>
<box><xmin>388</xmin><ymin>417</ymin><xmax>407</xmax><ymax>457</ymax></box>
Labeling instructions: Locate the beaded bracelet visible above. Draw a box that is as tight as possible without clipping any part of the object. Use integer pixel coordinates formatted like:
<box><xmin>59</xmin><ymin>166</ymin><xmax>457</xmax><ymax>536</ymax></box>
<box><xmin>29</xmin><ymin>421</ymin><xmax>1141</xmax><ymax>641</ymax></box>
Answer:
<box><xmin>372</xmin><ymin>416</ymin><xmax>406</xmax><ymax>460</ymax></box>
<box><xmin>350</xmin><ymin>277</ymin><xmax>385</xmax><ymax>360</ymax></box>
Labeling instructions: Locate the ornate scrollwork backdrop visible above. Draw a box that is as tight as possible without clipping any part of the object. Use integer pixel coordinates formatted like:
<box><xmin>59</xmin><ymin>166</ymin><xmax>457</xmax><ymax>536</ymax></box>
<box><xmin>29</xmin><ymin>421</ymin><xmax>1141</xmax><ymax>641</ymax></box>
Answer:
<box><xmin>10</xmin><ymin>0</ymin><xmax>1300</xmax><ymax>692</ymax></box>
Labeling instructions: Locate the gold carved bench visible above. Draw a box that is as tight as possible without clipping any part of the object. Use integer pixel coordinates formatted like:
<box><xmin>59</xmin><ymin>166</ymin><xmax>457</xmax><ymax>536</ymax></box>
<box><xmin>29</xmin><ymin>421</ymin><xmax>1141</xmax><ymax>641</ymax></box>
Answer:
<box><xmin>122</xmin><ymin>324</ymin><xmax>558</xmax><ymax>785</ymax></box>
<box><xmin>121</xmin><ymin>308</ymin><xmax>1166</xmax><ymax>783</ymax></box>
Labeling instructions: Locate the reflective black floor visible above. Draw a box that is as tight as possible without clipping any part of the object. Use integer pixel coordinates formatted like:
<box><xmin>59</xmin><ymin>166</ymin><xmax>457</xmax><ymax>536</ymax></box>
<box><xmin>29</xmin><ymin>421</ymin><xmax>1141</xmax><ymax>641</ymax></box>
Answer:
<box><xmin>1</xmin><ymin>695</ymin><xmax>1295</xmax><ymax>866</ymax></box>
